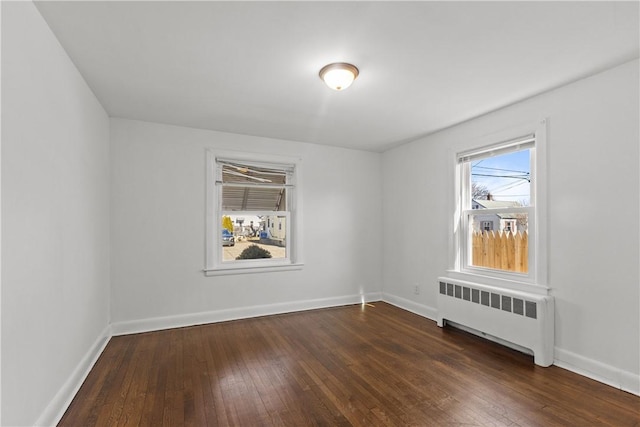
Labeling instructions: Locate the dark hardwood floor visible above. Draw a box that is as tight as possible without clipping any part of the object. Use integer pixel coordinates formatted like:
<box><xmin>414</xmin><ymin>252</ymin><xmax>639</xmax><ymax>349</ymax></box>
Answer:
<box><xmin>59</xmin><ymin>302</ymin><xmax>640</xmax><ymax>426</ymax></box>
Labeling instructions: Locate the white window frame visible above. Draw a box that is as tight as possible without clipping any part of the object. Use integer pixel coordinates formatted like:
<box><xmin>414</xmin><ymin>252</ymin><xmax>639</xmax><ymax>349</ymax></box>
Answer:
<box><xmin>204</xmin><ymin>150</ymin><xmax>304</xmax><ymax>276</ymax></box>
<box><xmin>449</xmin><ymin>119</ymin><xmax>548</xmax><ymax>293</ymax></box>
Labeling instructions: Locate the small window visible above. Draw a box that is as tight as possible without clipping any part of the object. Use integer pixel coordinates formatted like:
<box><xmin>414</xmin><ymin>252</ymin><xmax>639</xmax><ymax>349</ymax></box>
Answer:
<box><xmin>481</xmin><ymin>221</ymin><xmax>493</xmax><ymax>231</ymax></box>
<box><xmin>503</xmin><ymin>220</ymin><xmax>516</xmax><ymax>233</ymax></box>
<box><xmin>205</xmin><ymin>152</ymin><xmax>302</xmax><ymax>275</ymax></box>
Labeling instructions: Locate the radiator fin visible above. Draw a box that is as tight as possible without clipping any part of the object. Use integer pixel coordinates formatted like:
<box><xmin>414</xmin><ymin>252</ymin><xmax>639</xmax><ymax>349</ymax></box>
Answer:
<box><xmin>526</xmin><ymin>301</ymin><xmax>537</xmax><ymax>319</ymax></box>
<box><xmin>502</xmin><ymin>295</ymin><xmax>512</xmax><ymax>312</ymax></box>
<box><xmin>513</xmin><ymin>298</ymin><xmax>524</xmax><ymax>315</ymax></box>
<box><xmin>472</xmin><ymin>289</ymin><xmax>480</xmax><ymax>303</ymax></box>
<box><xmin>491</xmin><ymin>293</ymin><xmax>500</xmax><ymax>309</ymax></box>
<box><xmin>481</xmin><ymin>291</ymin><xmax>490</xmax><ymax>306</ymax></box>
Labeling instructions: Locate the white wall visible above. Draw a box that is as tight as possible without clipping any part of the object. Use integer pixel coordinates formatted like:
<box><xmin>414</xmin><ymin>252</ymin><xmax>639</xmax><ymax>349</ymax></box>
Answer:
<box><xmin>1</xmin><ymin>2</ymin><xmax>111</xmax><ymax>425</ymax></box>
<box><xmin>382</xmin><ymin>60</ymin><xmax>640</xmax><ymax>393</ymax></box>
<box><xmin>110</xmin><ymin>118</ymin><xmax>383</xmax><ymax>329</ymax></box>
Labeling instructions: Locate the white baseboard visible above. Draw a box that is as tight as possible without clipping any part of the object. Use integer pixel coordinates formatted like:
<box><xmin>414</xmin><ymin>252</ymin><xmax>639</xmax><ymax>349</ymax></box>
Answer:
<box><xmin>34</xmin><ymin>324</ymin><xmax>112</xmax><ymax>427</ymax></box>
<box><xmin>382</xmin><ymin>292</ymin><xmax>438</xmax><ymax>321</ymax></box>
<box><xmin>554</xmin><ymin>347</ymin><xmax>640</xmax><ymax>396</ymax></box>
<box><xmin>111</xmin><ymin>292</ymin><xmax>383</xmax><ymax>336</ymax></box>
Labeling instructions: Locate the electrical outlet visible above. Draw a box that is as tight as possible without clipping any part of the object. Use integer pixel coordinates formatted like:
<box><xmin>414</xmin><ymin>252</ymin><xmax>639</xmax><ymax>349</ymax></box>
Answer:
<box><xmin>414</xmin><ymin>284</ymin><xmax>420</xmax><ymax>295</ymax></box>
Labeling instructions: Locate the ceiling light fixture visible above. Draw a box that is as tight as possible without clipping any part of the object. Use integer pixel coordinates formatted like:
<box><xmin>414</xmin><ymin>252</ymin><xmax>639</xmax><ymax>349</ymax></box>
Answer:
<box><xmin>319</xmin><ymin>62</ymin><xmax>359</xmax><ymax>91</ymax></box>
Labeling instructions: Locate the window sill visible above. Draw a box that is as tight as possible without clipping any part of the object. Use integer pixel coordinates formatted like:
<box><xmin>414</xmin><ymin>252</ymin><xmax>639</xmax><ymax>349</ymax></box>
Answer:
<box><xmin>445</xmin><ymin>269</ymin><xmax>549</xmax><ymax>295</ymax></box>
<box><xmin>204</xmin><ymin>263</ymin><xmax>304</xmax><ymax>276</ymax></box>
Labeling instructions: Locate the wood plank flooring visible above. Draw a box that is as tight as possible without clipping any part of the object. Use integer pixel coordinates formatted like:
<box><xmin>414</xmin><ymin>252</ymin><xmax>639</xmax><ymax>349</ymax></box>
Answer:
<box><xmin>59</xmin><ymin>302</ymin><xmax>640</xmax><ymax>426</ymax></box>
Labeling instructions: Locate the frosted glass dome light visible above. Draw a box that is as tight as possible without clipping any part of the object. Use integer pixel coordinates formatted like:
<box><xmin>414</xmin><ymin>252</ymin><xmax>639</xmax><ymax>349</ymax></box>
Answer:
<box><xmin>319</xmin><ymin>63</ymin><xmax>359</xmax><ymax>91</ymax></box>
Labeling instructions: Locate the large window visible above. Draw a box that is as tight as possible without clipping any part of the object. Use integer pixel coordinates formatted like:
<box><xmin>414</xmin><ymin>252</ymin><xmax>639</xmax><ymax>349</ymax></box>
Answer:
<box><xmin>455</xmin><ymin>120</ymin><xmax>547</xmax><ymax>286</ymax></box>
<box><xmin>205</xmin><ymin>152</ymin><xmax>302</xmax><ymax>275</ymax></box>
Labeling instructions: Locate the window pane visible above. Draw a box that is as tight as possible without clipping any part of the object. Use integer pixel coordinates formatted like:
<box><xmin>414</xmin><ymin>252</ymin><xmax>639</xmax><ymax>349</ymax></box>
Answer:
<box><xmin>221</xmin><ymin>161</ymin><xmax>287</xmax><ymax>185</ymax></box>
<box><xmin>470</xmin><ymin>213</ymin><xmax>528</xmax><ymax>273</ymax></box>
<box><xmin>221</xmin><ymin>214</ymin><xmax>286</xmax><ymax>262</ymax></box>
<box><xmin>222</xmin><ymin>186</ymin><xmax>286</xmax><ymax>211</ymax></box>
<box><xmin>471</xmin><ymin>149</ymin><xmax>531</xmax><ymax>207</ymax></box>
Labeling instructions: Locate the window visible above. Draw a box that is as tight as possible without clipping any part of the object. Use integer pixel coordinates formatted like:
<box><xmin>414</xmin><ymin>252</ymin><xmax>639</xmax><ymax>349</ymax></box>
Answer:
<box><xmin>454</xmin><ymin>120</ymin><xmax>547</xmax><ymax>286</ymax></box>
<box><xmin>503</xmin><ymin>220</ymin><xmax>515</xmax><ymax>233</ymax></box>
<box><xmin>205</xmin><ymin>152</ymin><xmax>303</xmax><ymax>275</ymax></box>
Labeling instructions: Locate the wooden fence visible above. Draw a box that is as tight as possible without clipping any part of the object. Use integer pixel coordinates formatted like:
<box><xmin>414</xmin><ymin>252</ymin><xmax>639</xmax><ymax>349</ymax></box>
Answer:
<box><xmin>472</xmin><ymin>230</ymin><xmax>528</xmax><ymax>273</ymax></box>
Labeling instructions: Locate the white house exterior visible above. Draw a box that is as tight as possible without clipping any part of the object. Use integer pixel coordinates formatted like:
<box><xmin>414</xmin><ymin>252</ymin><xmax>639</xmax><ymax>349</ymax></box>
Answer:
<box><xmin>471</xmin><ymin>199</ymin><xmax>524</xmax><ymax>233</ymax></box>
<box><xmin>260</xmin><ymin>214</ymin><xmax>286</xmax><ymax>246</ymax></box>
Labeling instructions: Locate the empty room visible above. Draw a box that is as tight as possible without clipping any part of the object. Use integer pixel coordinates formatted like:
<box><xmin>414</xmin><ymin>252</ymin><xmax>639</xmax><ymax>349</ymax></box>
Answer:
<box><xmin>2</xmin><ymin>1</ymin><xmax>639</xmax><ymax>426</ymax></box>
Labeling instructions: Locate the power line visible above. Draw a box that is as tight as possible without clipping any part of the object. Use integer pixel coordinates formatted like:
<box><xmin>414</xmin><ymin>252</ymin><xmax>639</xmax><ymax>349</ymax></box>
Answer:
<box><xmin>484</xmin><ymin>179</ymin><xmax>528</xmax><ymax>195</ymax></box>
<box><xmin>472</xmin><ymin>173</ymin><xmax>530</xmax><ymax>182</ymax></box>
<box><xmin>493</xmin><ymin>181</ymin><xmax>528</xmax><ymax>193</ymax></box>
<box><xmin>473</xmin><ymin>165</ymin><xmax>530</xmax><ymax>174</ymax></box>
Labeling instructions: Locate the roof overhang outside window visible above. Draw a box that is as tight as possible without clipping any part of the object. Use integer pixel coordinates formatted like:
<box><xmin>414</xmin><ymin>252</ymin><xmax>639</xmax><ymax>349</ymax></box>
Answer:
<box><xmin>217</xmin><ymin>159</ymin><xmax>293</xmax><ymax>211</ymax></box>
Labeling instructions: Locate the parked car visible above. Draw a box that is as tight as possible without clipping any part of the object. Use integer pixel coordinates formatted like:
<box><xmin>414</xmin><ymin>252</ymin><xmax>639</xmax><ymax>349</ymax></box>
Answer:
<box><xmin>222</xmin><ymin>229</ymin><xmax>235</xmax><ymax>246</ymax></box>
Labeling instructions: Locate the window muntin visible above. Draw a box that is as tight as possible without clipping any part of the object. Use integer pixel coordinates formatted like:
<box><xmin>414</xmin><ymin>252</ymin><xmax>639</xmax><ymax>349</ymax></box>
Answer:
<box><xmin>459</xmin><ymin>136</ymin><xmax>535</xmax><ymax>277</ymax></box>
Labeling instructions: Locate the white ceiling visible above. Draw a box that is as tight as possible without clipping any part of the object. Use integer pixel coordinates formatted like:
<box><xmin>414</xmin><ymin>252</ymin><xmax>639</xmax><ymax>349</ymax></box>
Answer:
<box><xmin>34</xmin><ymin>1</ymin><xmax>639</xmax><ymax>152</ymax></box>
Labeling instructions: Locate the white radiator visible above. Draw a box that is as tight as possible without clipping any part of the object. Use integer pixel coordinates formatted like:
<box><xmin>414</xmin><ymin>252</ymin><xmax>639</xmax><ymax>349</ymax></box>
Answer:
<box><xmin>437</xmin><ymin>277</ymin><xmax>554</xmax><ymax>367</ymax></box>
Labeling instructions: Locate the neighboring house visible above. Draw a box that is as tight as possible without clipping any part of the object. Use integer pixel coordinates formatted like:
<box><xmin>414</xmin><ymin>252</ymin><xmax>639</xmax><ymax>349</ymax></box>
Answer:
<box><xmin>472</xmin><ymin>198</ymin><xmax>524</xmax><ymax>233</ymax></box>
<box><xmin>261</xmin><ymin>215</ymin><xmax>286</xmax><ymax>246</ymax></box>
